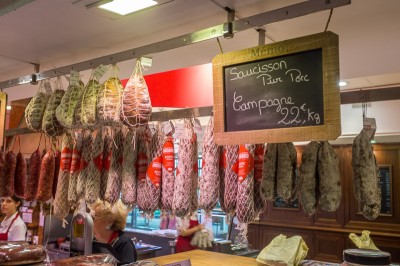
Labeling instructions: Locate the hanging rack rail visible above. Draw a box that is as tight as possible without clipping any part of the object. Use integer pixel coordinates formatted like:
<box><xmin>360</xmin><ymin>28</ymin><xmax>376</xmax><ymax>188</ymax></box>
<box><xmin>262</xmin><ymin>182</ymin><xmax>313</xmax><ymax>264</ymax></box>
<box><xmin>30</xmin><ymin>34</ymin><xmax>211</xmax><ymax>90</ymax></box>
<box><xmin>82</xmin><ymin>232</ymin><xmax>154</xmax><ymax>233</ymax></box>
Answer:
<box><xmin>0</xmin><ymin>0</ymin><xmax>350</xmax><ymax>90</ymax></box>
<box><xmin>7</xmin><ymin>84</ymin><xmax>400</xmax><ymax>137</ymax></box>
<box><xmin>4</xmin><ymin>106</ymin><xmax>214</xmax><ymax>137</ymax></box>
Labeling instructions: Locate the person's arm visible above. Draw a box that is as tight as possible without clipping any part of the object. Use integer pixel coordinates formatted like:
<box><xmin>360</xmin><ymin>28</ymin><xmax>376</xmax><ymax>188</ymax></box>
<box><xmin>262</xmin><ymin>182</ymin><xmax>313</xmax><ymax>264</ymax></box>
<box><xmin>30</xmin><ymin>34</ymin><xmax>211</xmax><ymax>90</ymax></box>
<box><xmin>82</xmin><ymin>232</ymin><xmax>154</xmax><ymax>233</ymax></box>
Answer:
<box><xmin>180</xmin><ymin>224</ymin><xmax>204</xmax><ymax>237</ymax></box>
<box><xmin>9</xmin><ymin>221</ymin><xmax>27</xmax><ymax>241</ymax></box>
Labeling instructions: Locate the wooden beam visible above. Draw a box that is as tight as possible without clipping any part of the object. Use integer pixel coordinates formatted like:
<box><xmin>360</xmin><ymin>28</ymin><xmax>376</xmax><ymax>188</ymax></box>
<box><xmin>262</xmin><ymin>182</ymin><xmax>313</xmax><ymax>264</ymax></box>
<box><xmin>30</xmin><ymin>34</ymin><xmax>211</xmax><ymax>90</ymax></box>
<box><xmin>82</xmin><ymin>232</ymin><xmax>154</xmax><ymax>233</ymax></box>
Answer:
<box><xmin>340</xmin><ymin>86</ymin><xmax>400</xmax><ymax>104</ymax></box>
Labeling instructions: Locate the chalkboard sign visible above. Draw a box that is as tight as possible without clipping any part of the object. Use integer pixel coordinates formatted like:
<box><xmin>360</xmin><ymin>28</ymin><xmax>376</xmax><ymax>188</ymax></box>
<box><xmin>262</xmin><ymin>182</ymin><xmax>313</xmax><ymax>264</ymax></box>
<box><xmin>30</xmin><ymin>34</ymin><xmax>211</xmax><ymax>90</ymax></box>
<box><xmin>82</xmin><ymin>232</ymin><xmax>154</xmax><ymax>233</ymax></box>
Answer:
<box><xmin>224</xmin><ymin>49</ymin><xmax>323</xmax><ymax>132</ymax></box>
<box><xmin>213</xmin><ymin>32</ymin><xmax>341</xmax><ymax>145</ymax></box>
<box><xmin>378</xmin><ymin>165</ymin><xmax>392</xmax><ymax>215</ymax></box>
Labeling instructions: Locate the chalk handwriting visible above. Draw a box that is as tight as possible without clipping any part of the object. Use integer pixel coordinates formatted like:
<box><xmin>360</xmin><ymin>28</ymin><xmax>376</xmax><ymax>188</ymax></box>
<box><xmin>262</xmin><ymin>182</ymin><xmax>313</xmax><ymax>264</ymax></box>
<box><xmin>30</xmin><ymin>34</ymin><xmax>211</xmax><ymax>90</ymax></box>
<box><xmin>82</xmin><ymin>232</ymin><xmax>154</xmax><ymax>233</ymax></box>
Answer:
<box><xmin>232</xmin><ymin>92</ymin><xmax>321</xmax><ymax>126</ymax></box>
<box><xmin>285</xmin><ymin>69</ymin><xmax>310</xmax><ymax>83</ymax></box>
<box><xmin>229</xmin><ymin>61</ymin><xmax>287</xmax><ymax>81</ymax></box>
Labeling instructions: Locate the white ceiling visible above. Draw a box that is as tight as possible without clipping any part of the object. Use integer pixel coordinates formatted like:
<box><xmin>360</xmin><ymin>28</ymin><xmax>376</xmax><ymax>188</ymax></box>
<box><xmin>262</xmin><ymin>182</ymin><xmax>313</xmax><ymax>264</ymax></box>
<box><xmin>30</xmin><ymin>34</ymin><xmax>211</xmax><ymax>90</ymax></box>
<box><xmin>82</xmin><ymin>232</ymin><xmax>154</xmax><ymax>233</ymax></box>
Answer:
<box><xmin>1</xmin><ymin>0</ymin><xmax>400</xmax><ymax>143</ymax></box>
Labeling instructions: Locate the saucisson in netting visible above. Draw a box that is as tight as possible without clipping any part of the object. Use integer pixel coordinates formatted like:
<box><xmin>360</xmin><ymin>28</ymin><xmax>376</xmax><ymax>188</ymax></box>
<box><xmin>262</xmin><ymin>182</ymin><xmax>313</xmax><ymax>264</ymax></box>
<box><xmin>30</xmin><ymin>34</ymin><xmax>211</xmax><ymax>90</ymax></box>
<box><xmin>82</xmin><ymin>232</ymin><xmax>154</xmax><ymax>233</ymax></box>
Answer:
<box><xmin>253</xmin><ymin>144</ymin><xmax>266</xmax><ymax>220</ymax></box>
<box><xmin>121</xmin><ymin>131</ymin><xmax>138</xmax><ymax>207</ymax></box>
<box><xmin>54</xmin><ymin>133</ymin><xmax>73</xmax><ymax>221</ymax></box>
<box><xmin>104</xmin><ymin>130</ymin><xmax>124</xmax><ymax>204</ymax></box>
<box><xmin>199</xmin><ymin>117</ymin><xmax>220</xmax><ymax>216</ymax></box>
<box><xmin>136</xmin><ymin>125</ymin><xmax>153</xmax><ymax>212</ymax></box>
<box><xmin>85</xmin><ymin>130</ymin><xmax>104</xmax><ymax>204</ymax></box>
<box><xmin>173</xmin><ymin>119</ymin><xmax>196</xmax><ymax>218</ymax></box>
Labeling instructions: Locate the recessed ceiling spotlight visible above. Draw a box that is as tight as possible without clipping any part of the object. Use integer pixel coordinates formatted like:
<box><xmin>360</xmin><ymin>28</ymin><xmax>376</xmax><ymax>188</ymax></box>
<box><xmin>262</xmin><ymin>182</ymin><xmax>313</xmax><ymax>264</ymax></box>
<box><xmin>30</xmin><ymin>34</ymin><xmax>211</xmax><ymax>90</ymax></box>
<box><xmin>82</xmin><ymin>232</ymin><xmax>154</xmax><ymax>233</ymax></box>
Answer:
<box><xmin>339</xmin><ymin>81</ymin><xmax>347</xmax><ymax>87</ymax></box>
<box><xmin>99</xmin><ymin>0</ymin><xmax>158</xmax><ymax>15</ymax></box>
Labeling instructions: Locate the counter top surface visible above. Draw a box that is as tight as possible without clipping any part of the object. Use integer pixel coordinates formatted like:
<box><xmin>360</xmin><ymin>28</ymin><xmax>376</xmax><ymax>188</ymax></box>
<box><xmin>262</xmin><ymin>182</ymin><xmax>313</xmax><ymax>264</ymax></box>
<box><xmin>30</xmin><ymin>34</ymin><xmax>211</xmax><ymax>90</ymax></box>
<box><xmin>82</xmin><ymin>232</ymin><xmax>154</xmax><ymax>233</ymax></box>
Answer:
<box><xmin>147</xmin><ymin>250</ymin><xmax>258</xmax><ymax>266</ymax></box>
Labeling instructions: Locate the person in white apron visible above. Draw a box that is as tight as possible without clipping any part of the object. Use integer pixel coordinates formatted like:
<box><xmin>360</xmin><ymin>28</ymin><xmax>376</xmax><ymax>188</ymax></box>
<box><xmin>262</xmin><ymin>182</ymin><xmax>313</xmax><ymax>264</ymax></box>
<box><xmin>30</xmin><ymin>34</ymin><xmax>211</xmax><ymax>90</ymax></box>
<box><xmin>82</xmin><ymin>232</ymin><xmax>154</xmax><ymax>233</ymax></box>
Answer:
<box><xmin>0</xmin><ymin>196</ymin><xmax>27</xmax><ymax>241</ymax></box>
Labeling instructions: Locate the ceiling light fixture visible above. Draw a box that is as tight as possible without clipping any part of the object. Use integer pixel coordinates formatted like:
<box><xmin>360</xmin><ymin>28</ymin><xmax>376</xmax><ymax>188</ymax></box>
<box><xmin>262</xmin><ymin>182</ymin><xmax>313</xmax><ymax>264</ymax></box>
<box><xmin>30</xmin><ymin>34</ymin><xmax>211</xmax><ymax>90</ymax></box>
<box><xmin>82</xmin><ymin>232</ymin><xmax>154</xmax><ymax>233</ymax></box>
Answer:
<box><xmin>99</xmin><ymin>0</ymin><xmax>158</xmax><ymax>15</ymax></box>
<box><xmin>6</xmin><ymin>105</ymin><xmax>11</xmax><ymax>110</ymax></box>
<box><xmin>339</xmin><ymin>81</ymin><xmax>347</xmax><ymax>87</ymax></box>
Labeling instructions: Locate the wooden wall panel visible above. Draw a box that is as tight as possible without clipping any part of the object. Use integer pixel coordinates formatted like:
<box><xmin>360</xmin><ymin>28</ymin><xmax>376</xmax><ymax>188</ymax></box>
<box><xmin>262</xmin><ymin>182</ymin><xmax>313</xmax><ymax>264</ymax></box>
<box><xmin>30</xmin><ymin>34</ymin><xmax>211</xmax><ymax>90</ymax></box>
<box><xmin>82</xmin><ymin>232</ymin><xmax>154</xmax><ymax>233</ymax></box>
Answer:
<box><xmin>247</xmin><ymin>223</ymin><xmax>260</xmax><ymax>250</ymax></box>
<box><xmin>314</xmin><ymin>232</ymin><xmax>344</xmax><ymax>262</ymax></box>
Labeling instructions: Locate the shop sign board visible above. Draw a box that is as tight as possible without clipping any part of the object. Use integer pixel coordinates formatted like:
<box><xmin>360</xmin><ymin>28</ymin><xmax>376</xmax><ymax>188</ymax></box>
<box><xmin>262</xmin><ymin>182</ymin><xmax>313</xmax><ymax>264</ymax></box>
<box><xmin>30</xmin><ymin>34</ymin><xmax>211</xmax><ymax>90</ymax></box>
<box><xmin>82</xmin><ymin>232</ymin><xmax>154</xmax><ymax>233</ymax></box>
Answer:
<box><xmin>212</xmin><ymin>31</ymin><xmax>341</xmax><ymax>145</ymax></box>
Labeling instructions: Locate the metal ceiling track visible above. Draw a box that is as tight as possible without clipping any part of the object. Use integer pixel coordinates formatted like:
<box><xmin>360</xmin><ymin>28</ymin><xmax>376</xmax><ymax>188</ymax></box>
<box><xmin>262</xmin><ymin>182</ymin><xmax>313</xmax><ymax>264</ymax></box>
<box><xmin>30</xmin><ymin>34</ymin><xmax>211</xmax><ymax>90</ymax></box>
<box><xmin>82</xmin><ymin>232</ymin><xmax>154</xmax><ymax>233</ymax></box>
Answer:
<box><xmin>0</xmin><ymin>0</ymin><xmax>351</xmax><ymax>90</ymax></box>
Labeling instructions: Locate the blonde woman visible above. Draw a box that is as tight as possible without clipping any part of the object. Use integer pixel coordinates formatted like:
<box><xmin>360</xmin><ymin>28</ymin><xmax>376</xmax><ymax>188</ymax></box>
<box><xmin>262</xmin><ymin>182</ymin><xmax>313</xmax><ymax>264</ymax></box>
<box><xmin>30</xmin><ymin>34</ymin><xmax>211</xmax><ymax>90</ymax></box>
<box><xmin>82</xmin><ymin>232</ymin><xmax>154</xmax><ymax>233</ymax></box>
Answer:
<box><xmin>90</xmin><ymin>200</ymin><xmax>137</xmax><ymax>264</ymax></box>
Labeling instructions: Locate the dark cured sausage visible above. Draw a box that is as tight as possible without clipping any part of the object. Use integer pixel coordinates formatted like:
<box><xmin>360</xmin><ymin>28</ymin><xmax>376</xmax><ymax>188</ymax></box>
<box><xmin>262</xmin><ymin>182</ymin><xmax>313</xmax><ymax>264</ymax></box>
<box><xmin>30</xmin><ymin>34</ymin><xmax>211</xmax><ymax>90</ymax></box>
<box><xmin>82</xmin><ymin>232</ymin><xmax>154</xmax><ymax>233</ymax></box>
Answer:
<box><xmin>25</xmin><ymin>149</ymin><xmax>42</xmax><ymax>201</ymax></box>
<box><xmin>0</xmin><ymin>151</ymin><xmax>5</xmax><ymax>197</ymax></box>
<box><xmin>14</xmin><ymin>152</ymin><xmax>27</xmax><ymax>198</ymax></box>
<box><xmin>1</xmin><ymin>151</ymin><xmax>16</xmax><ymax>197</ymax></box>
<box><xmin>36</xmin><ymin>150</ymin><xmax>56</xmax><ymax>202</ymax></box>
<box><xmin>52</xmin><ymin>150</ymin><xmax>61</xmax><ymax>199</ymax></box>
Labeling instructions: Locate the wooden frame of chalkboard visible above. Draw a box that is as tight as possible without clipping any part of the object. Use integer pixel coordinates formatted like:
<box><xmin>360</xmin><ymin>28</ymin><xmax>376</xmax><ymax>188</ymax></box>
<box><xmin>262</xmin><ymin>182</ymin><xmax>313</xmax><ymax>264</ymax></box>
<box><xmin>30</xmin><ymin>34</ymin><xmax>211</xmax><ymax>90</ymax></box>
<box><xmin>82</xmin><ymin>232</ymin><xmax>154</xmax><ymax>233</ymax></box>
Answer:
<box><xmin>212</xmin><ymin>31</ymin><xmax>340</xmax><ymax>145</ymax></box>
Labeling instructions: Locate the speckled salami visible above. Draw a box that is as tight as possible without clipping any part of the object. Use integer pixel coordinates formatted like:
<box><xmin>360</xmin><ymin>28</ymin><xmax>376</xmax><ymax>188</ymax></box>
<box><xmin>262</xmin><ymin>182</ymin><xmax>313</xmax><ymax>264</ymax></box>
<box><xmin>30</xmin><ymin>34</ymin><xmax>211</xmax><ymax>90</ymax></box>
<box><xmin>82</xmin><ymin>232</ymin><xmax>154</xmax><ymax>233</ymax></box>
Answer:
<box><xmin>121</xmin><ymin>131</ymin><xmax>138</xmax><ymax>207</ymax></box>
<box><xmin>276</xmin><ymin>143</ymin><xmax>297</xmax><ymax>202</ymax></box>
<box><xmin>223</xmin><ymin>145</ymin><xmax>239</xmax><ymax>216</ymax></box>
<box><xmin>24</xmin><ymin>149</ymin><xmax>41</xmax><ymax>201</ymax></box>
<box><xmin>100</xmin><ymin>134</ymin><xmax>112</xmax><ymax>201</ymax></box>
<box><xmin>136</xmin><ymin>125</ymin><xmax>152</xmax><ymax>211</ymax></box>
<box><xmin>52</xmin><ymin>150</ymin><xmax>61</xmax><ymax>199</ymax></box>
<box><xmin>76</xmin><ymin>134</ymin><xmax>93</xmax><ymax>200</ymax></box>
<box><xmin>104</xmin><ymin>130</ymin><xmax>124</xmax><ymax>204</ymax></box>
<box><xmin>218</xmin><ymin>146</ymin><xmax>226</xmax><ymax>213</ymax></box>
<box><xmin>253</xmin><ymin>144</ymin><xmax>266</xmax><ymax>220</ymax></box>
<box><xmin>36</xmin><ymin>150</ymin><xmax>55</xmax><ymax>202</ymax></box>
<box><xmin>261</xmin><ymin>143</ymin><xmax>277</xmax><ymax>201</ymax></box>
<box><xmin>235</xmin><ymin>144</ymin><xmax>255</xmax><ymax>245</ymax></box>
<box><xmin>318</xmin><ymin>141</ymin><xmax>341</xmax><ymax>212</ymax></box>
<box><xmin>85</xmin><ymin>130</ymin><xmax>104</xmax><ymax>204</ymax></box>
<box><xmin>189</xmin><ymin>131</ymin><xmax>198</xmax><ymax>215</ymax></box>
<box><xmin>173</xmin><ymin>119</ymin><xmax>196</xmax><ymax>218</ymax></box>
<box><xmin>199</xmin><ymin>117</ymin><xmax>220</xmax><ymax>216</ymax></box>
<box><xmin>138</xmin><ymin>124</ymin><xmax>163</xmax><ymax>216</ymax></box>
<box><xmin>352</xmin><ymin>129</ymin><xmax>381</xmax><ymax>220</ymax></box>
<box><xmin>14</xmin><ymin>152</ymin><xmax>27</xmax><ymax>198</ymax></box>
<box><xmin>68</xmin><ymin>132</ymin><xmax>83</xmax><ymax>207</ymax></box>
<box><xmin>299</xmin><ymin>141</ymin><xmax>320</xmax><ymax>215</ymax></box>
<box><xmin>236</xmin><ymin>144</ymin><xmax>255</xmax><ymax>224</ymax></box>
<box><xmin>161</xmin><ymin>133</ymin><xmax>175</xmax><ymax>213</ymax></box>
<box><xmin>54</xmin><ymin>133</ymin><xmax>73</xmax><ymax>221</ymax></box>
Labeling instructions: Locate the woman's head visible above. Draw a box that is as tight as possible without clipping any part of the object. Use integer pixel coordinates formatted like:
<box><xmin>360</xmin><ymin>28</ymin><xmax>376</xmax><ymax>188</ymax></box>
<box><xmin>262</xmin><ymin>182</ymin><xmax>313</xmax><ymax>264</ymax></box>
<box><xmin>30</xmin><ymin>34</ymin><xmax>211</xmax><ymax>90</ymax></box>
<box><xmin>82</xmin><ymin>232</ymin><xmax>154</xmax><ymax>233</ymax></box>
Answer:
<box><xmin>90</xmin><ymin>200</ymin><xmax>130</xmax><ymax>242</ymax></box>
<box><xmin>1</xmin><ymin>195</ymin><xmax>23</xmax><ymax>218</ymax></box>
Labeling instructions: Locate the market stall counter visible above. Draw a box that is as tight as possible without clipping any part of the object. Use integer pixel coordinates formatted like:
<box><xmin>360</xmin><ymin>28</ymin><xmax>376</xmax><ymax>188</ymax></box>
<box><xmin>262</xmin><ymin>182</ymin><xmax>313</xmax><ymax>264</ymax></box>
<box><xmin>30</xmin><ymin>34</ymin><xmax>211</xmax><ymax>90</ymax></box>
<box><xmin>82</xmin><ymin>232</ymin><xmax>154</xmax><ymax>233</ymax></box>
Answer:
<box><xmin>145</xmin><ymin>249</ymin><xmax>258</xmax><ymax>266</ymax></box>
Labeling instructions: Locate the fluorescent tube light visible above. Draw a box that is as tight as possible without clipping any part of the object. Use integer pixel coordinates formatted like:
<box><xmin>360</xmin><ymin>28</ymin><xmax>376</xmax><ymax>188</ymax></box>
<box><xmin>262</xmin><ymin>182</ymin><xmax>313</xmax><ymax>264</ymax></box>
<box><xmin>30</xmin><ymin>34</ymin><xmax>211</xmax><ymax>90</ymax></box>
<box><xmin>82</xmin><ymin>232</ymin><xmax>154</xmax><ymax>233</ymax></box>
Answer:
<box><xmin>99</xmin><ymin>0</ymin><xmax>158</xmax><ymax>15</ymax></box>
<box><xmin>339</xmin><ymin>81</ymin><xmax>347</xmax><ymax>87</ymax></box>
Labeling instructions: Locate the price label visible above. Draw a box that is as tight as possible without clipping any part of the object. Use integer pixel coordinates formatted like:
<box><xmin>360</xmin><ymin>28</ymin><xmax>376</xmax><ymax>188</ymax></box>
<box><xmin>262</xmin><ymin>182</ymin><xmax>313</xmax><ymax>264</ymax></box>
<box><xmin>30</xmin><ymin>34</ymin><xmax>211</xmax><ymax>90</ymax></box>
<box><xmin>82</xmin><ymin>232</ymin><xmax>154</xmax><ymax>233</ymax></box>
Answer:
<box><xmin>93</xmin><ymin>64</ymin><xmax>108</xmax><ymax>80</ymax></box>
<box><xmin>163</xmin><ymin>121</ymin><xmax>174</xmax><ymax>135</ymax></box>
<box><xmin>43</xmin><ymin>80</ymin><xmax>52</xmax><ymax>94</ymax></box>
<box><xmin>141</xmin><ymin>56</ymin><xmax>153</xmax><ymax>68</ymax></box>
<box><xmin>70</xmin><ymin>70</ymin><xmax>80</xmax><ymax>86</ymax></box>
<box><xmin>193</xmin><ymin>118</ymin><xmax>203</xmax><ymax>134</ymax></box>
